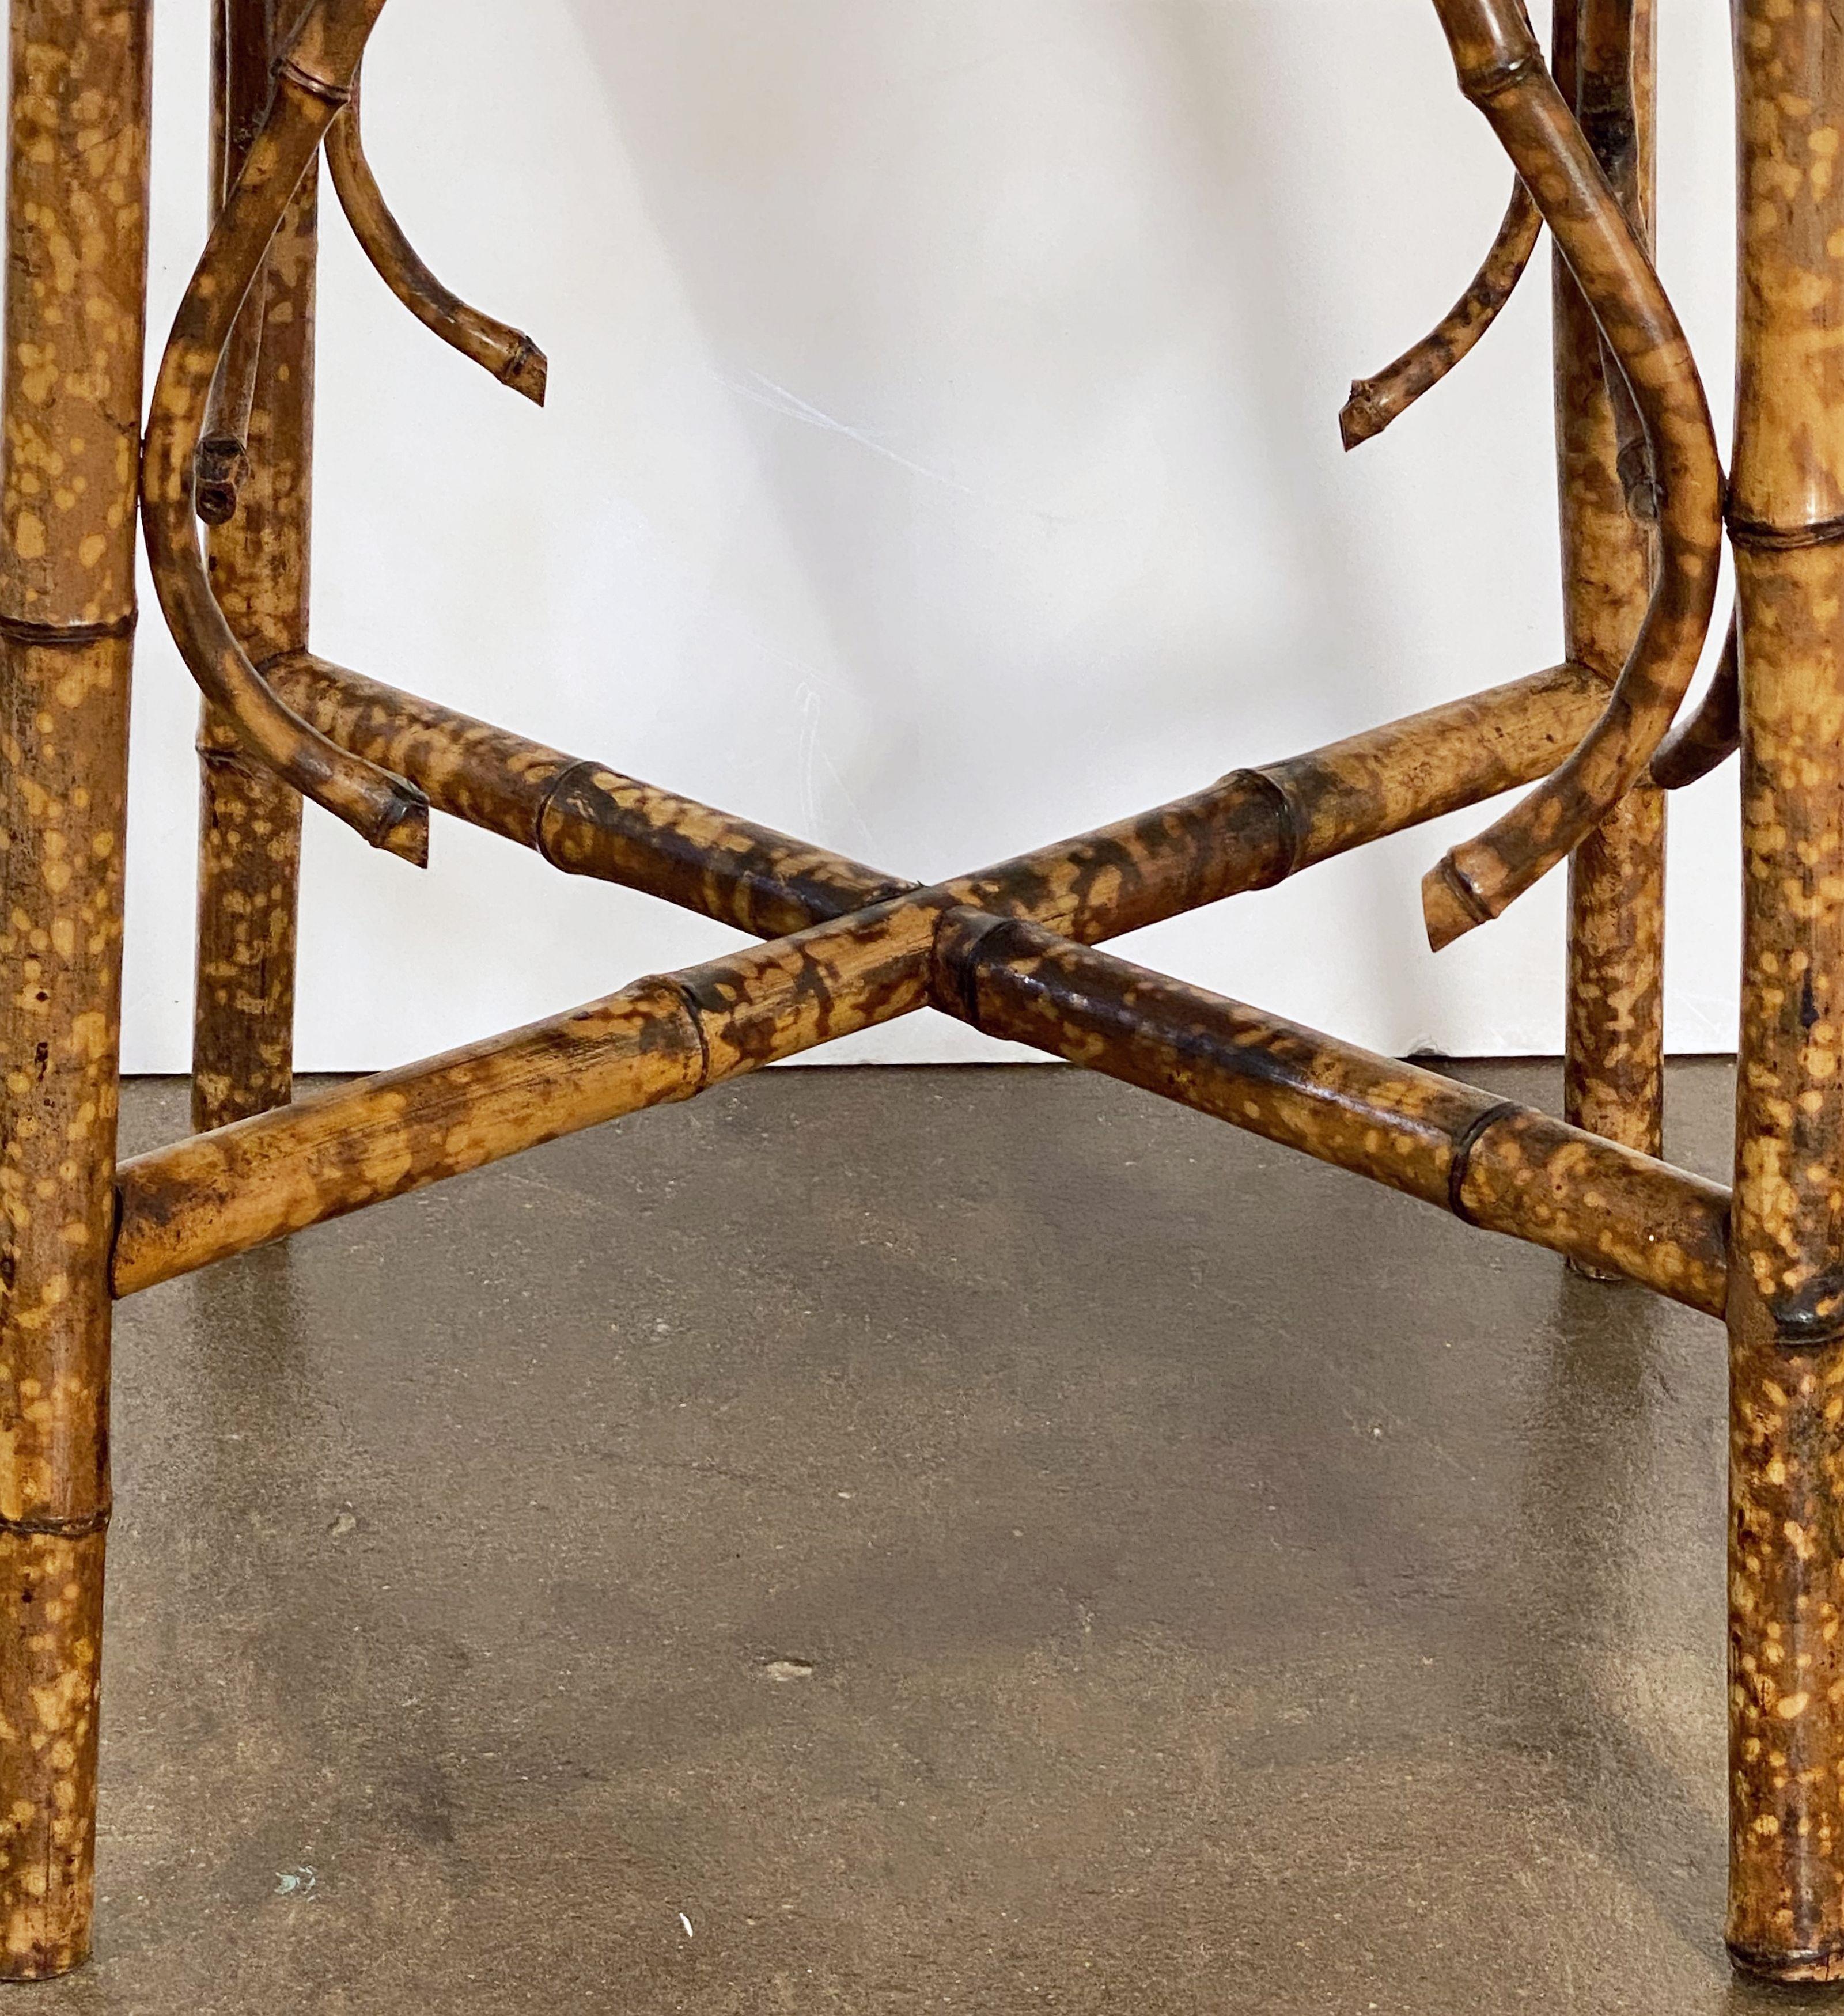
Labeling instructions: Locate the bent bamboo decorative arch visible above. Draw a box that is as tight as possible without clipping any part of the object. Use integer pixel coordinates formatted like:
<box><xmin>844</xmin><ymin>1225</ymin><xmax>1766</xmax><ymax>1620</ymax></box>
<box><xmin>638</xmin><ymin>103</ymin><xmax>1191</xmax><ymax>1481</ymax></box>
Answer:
<box><xmin>0</xmin><ymin>0</ymin><xmax>1832</xmax><ymax>1983</ymax></box>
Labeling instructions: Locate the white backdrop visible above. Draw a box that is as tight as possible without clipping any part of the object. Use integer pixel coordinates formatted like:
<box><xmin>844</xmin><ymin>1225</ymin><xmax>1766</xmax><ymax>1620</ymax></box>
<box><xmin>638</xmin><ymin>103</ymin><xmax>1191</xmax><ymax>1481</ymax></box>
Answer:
<box><xmin>119</xmin><ymin>0</ymin><xmax>1743</xmax><ymax>1072</ymax></box>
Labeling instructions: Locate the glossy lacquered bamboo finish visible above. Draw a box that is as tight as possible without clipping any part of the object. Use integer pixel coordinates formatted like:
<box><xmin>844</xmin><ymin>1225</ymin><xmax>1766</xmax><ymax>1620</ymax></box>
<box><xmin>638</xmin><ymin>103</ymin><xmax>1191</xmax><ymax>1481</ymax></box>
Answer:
<box><xmin>192</xmin><ymin>0</ymin><xmax>312</xmax><ymax>1136</ymax></box>
<box><xmin>0</xmin><ymin>0</ymin><xmax>152</xmax><ymax>1976</ymax></box>
<box><xmin>1421</xmin><ymin>0</ymin><xmax>1722</xmax><ymax>950</ymax></box>
<box><xmin>1726</xmin><ymin>0</ymin><xmax>1844</xmax><ymax>1976</ymax></box>
<box><xmin>1555</xmin><ymin>0</ymin><xmax>1667</xmax><ymax>1203</ymax></box>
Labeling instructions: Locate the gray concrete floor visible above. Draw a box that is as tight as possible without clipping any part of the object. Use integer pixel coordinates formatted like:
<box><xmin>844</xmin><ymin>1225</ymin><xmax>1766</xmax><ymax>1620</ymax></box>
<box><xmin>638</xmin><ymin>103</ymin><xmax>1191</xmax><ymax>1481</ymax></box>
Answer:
<box><xmin>25</xmin><ymin>1059</ymin><xmax>1805</xmax><ymax>2012</ymax></box>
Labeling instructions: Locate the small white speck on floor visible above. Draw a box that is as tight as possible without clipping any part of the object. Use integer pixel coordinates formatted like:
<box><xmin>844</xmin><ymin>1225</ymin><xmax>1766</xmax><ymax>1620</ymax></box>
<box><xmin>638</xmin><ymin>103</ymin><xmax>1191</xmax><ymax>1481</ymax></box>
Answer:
<box><xmin>679</xmin><ymin>1912</ymin><xmax>694</xmax><ymax>1939</ymax></box>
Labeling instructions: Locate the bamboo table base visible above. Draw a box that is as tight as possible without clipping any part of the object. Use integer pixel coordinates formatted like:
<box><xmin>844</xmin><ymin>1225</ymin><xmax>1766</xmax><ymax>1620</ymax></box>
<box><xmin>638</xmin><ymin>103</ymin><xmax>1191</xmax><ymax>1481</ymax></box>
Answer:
<box><xmin>0</xmin><ymin>0</ymin><xmax>1827</xmax><ymax>1984</ymax></box>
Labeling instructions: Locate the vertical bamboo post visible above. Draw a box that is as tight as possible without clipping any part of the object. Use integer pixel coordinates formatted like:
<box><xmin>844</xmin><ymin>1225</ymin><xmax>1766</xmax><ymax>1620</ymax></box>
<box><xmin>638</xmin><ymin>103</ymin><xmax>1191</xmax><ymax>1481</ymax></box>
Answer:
<box><xmin>1726</xmin><ymin>0</ymin><xmax>1844</xmax><ymax>1981</ymax></box>
<box><xmin>0</xmin><ymin>0</ymin><xmax>152</xmax><ymax>1976</ymax></box>
<box><xmin>1555</xmin><ymin>0</ymin><xmax>1668</xmax><ymax>1197</ymax></box>
<box><xmin>192</xmin><ymin>0</ymin><xmax>313</xmax><ymax>1135</ymax></box>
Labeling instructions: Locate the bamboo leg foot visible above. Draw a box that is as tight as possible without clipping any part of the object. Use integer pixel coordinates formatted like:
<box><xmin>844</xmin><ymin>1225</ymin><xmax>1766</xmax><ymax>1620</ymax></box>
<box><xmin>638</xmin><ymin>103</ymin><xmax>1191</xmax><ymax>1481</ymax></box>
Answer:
<box><xmin>0</xmin><ymin>1534</ymin><xmax>105</xmax><ymax>1979</ymax></box>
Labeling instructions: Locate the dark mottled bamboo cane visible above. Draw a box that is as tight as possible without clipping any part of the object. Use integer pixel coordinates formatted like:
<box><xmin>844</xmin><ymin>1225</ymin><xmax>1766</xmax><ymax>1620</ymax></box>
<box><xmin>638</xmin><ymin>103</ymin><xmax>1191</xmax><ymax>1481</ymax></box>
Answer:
<box><xmin>1554</xmin><ymin>0</ymin><xmax>1667</xmax><ymax>1240</ymax></box>
<box><xmin>1341</xmin><ymin>177</ymin><xmax>1541</xmax><ymax>450</ymax></box>
<box><xmin>932</xmin><ymin>912</ymin><xmax>1728</xmax><ymax>1316</ymax></box>
<box><xmin>0</xmin><ymin>0</ymin><xmax>152</xmax><ymax>1977</ymax></box>
<box><xmin>113</xmin><ymin>890</ymin><xmax>1731</xmax><ymax>1313</ymax></box>
<box><xmin>1420</xmin><ymin>0</ymin><xmax>1722</xmax><ymax>951</ymax></box>
<box><xmin>113</xmin><ymin>657</ymin><xmax>1688</xmax><ymax>1304</ymax></box>
<box><xmin>327</xmin><ymin>71</ymin><xmax>547</xmax><ymax>404</ymax></box>
<box><xmin>192</xmin><ymin>0</ymin><xmax>313</xmax><ymax>1136</ymax></box>
<box><xmin>1652</xmin><ymin>611</ymin><xmax>1740</xmax><ymax>790</ymax></box>
<box><xmin>141</xmin><ymin>0</ymin><xmax>430</xmax><ymax>863</ymax></box>
<box><xmin>1724</xmin><ymin>0</ymin><xmax>1844</xmax><ymax>1980</ymax></box>
<box><xmin>265</xmin><ymin>650</ymin><xmax>1609</xmax><ymax>943</ymax></box>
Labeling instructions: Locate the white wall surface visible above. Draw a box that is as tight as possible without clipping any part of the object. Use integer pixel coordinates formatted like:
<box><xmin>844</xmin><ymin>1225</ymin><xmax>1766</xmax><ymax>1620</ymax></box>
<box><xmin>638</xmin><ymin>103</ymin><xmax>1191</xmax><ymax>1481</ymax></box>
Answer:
<box><xmin>119</xmin><ymin>0</ymin><xmax>1744</xmax><ymax>1073</ymax></box>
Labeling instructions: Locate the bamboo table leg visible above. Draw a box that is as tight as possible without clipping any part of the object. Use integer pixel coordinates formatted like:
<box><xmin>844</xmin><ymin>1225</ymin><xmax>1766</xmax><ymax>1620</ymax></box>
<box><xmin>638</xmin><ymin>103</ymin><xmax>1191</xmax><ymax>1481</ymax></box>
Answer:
<box><xmin>0</xmin><ymin>0</ymin><xmax>152</xmax><ymax>1976</ymax></box>
<box><xmin>1726</xmin><ymin>0</ymin><xmax>1844</xmax><ymax>1980</ymax></box>
<box><xmin>193</xmin><ymin>0</ymin><xmax>312</xmax><ymax>1136</ymax></box>
<box><xmin>1555</xmin><ymin>0</ymin><xmax>1667</xmax><ymax>1195</ymax></box>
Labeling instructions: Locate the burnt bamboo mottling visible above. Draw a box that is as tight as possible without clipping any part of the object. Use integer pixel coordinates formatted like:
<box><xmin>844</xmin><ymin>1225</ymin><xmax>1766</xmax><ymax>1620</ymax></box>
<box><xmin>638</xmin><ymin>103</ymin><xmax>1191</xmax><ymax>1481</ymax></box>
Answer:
<box><xmin>1419</xmin><ymin>0</ymin><xmax>1722</xmax><ymax>950</ymax></box>
<box><xmin>0</xmin><ymin>0</ymin><xmax>152</xmax><ymax>1976</ymax></box>
<box><xmin>932</xmin><ymin>912</ymin><xmax>1728</xmax><ymax>1315</ymax></box>
<box><xmin>1554</xmin><ymin>0</ymin><xmax>1667</xmax><ymax>1218</ymax></box>
<box><xmin>1725</xmin><ymin>0</ymin><xmax>1844</xmax><ymax>1980</ymax></box>
<box><xmin>192</xmin><ymin>0</ymin><xmax>313</xmax><ymax>1136</ymax></box>
<box><xmin>1341</xmin><ymin>177</ymin><xmax>1541</xmax><ymax>450</ymax></box>
<box><xmin>327</xmin><ymin>71</ymin><xmax>547</xmax><ymax>404</ymax></box>
<box><xmin>141</xmin><ymin>0</ymin><xmax>430</xmax><ymax>863</ymax></box>
<box><xmin>268</xmin><ymin>650</ymin><xmax>1607</xmax><ymax>945</ymax></box>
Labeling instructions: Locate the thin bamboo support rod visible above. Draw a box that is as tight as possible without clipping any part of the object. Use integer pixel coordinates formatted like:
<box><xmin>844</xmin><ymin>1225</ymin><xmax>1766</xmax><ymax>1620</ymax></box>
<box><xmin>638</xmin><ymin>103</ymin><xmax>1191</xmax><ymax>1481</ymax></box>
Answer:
<box><xmin>114</xmin><ymin>898</ymin><xmax>941</xmax><ymax>1296</ymax></box>
<box><xmin>1651</xmin><ymin>611</ymin><xmax>1739</xmax><ymax>790</ymax></box>
<box><xmin>141</xmin><ymin>0</ymin><xmax>430</xmax><ymax>865</ymax></box>
<box><xmin>267</xmin><ymin>650</ymin><xmax>1609</xmax><ymax>946</ymax></box>
<box><xmin>1341</xmin><ymin>177</ymin><xmax>1541</xmax><ymax>450</ymax></box>
<box><xmin>195</xmin><ymin>257</ymin><xmax>265</xmax><ymax>526</ymax></box>
<box><xmin>931</xmin><ymin>911</ymin><xmax>1729</xmax><ymax>1317</ymax></box>
<box><xmin>116</xmin><ymin>658</ymin><xmax>1648</xmax><ymax>1303</ymax></box>
<box><xmin>1555</xmin><ymin>0</ymin><xmax>1667</xmax><ymax>1214</ymax></box>
<box><xmin>327</xmin><ymin>71</ymin><xmax>547</xmax><ymax>404</ymax></box>
<box><xmin>0</xmin><ymin>0</ymin><xmax>153</xmax><ymax>1976</ymax></box>
<box><xmin>192</xmin><ymin>0</ymin><xmax>314</xmax><ymax>1135</ymax></box>
<box><xmin>263</xmin><ymin>651</ymin><xmax>915</xmax><ymax>937</ymax></box>
<box><xmin>1419</xmin><ymin>0</ymin><xmax>1722</xmax><ymax>951</ymax></box>
<box><xmin>1724</xmin><ymin>0</ymin><xmax>1844</xmax><ymax>1978</ymax></box>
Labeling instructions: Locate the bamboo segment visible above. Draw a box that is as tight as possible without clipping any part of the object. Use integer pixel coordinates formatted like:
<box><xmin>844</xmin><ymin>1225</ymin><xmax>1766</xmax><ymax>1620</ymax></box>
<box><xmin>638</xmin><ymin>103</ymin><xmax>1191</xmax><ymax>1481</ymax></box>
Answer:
<box><xmin>1420</xmin><ymin>0</ymin><xmax>1722</xmax><ymax>950</ymax></box>
<box><xmin>929</xmin><ymin>912</ymin><xmax>1728</xmax><ymax>1315</ymax></box>
<box><xmin>1652</xmin><ymin>611</ymin><xmax>1739</xmax><ymax>791</ymax></box>
<box><xmin>264</xmin><ymin>652</ymin><xmax>915</xmax><ymax>936</ymax></box>
<box><xmin>327</xmin><ymin>73</ymin><xmax>547</xmax><ymax>404</ymax></box>
<box><xmin>1555</xmin><ymin>0</ymin><xmax>1667</xmax><ymax>1208</ymax></box>
<box><xmin>0</xmin><ymin>0</ymin><xmax>152</xmax><ymax>1977</ymax></box>
<box><xmin>194</xmin><ymin>0</ymin><xmax>314</xmax><ymax>1136</ymax></box>
<box><xmin>114</xmin><ymin>899</ymin><xmax>940</xmax><ymax>1295</ymax></box>
<box><xmin>141</xmin><ymin>0</ymin><xmax>430</xmax><ymax>863</ymax></box>
<box><xmin>268</xmin><ymin>649</ymin><xmax>1606</xmax><ymax>948</ymax></box>
<box><xmin>1341</xmin><ymin>177</ymin><xmax>1542</xmax><ymax>449</ymax></box>
<box><xmin>1725</xmin><ymin>0</ymin><xmax>1844</xmax><ymax>1978</ymax></box>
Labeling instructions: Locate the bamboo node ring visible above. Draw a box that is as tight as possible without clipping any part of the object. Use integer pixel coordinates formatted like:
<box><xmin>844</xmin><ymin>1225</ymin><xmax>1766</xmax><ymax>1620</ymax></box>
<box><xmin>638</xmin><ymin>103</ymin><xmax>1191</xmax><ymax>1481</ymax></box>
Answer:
<box><xmin>1447</xmin><ymin>1100</ymin><xmax>1524</xmax><ymax>1222</ymax></box>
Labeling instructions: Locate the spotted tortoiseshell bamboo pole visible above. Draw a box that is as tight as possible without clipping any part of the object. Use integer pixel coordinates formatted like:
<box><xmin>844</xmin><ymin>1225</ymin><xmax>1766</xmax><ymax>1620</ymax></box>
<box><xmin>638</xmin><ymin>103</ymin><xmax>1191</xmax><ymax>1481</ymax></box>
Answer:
<box><xmin>111</xmin><ymin>887</ymin><xmax>1731</xmax><ymax>1310</ymax></box>
<box><xmin>327</xmin><ymin>71</ymin><xmax>547</xmax><ymax>404</ymax></box>
<box><xmin>1420</xmin><ymin>0</ymin><xmax>1722</xmax><ymax>950</ymax></box>
<box><xmin>1341</xmin><ymin>177</ymin><xmax>1541</xmax><ymax>450</ymax></box>
<box><xmin>1554</xmin><ymin>0</ymin><xmax>1667</xmax><ymax>1243</ymax></box>
<box><xmin>141</xmin><ymin>0</ymin><xmax>430</xmax><ymax>863</ymax></box>
<box><xmin>931</xmin><ymin>912</ymin><xmax>1728</xmax><ymax>1315</ymax></box>
<box><xmin>1724</xmin><ymin>0</ymin><xmax>1844</xmax><ymax>1980</ymax></box>
<box><xmin>0</xmin><ymin>0</ymin><xmax>152</xmax><ymax>1976</ymax></box>
<box><xmin>264</xmin><ymin>649</ymin><xmax>1609</xmax><ymax>942</ymax></box>
<box><xmin>192</xmin><ymin>0</ymin><xmax>313</xmax><ymax>1136</ymax></box>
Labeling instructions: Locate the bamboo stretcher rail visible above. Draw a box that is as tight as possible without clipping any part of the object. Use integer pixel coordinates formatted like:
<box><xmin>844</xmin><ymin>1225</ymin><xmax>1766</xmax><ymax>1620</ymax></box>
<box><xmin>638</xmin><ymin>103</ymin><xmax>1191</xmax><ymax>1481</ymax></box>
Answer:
<box><xmin>1418</xmin><ymin>0</ymin><xmax>1722</xmax><ymax>952</ymax></box>
<box><xmin>141</xmin><ymin>0</ymin><xmax>430</xmax><ymax>864</ymax></box>
<box><xmin>264</xmin><ymin>650</ymin><xmax>1611</xmax><ymax>942</ymax></box>
<box><xmin>112</xmin><ymin>650</ymin><xmax>1703</xmax><ymax>1307</ymax></box>
<box><xmin>932</xmin><ymin>911</ymin><xmax>1729</xmax><ymax>1317</ymax></box>
<box><xmin>112</xmin><ymin>882</ymin><xmax>1731</xmax><ymax>1313</ymax></box>
<box><xmin>1341</xmin><ymin>176</ymin><xmax>1541</xmax><ymax>450</ymax></box>
<box><xmin>327</xmin><ymin>71</ymin><xmax>547</xmax><ymax>404</ymax></box>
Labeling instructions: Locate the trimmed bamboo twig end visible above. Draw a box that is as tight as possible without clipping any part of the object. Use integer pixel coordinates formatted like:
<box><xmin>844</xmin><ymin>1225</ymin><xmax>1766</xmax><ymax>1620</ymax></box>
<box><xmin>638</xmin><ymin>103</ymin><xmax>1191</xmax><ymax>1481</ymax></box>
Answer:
<box><xmin>499</xmin><ymin>334</ymin><xmax>548</xmax><ymax>407</ymax></box>
<box><xmin>194</xmin><ymin>435</ymin><xmax>249</xmax><ymax>525</ymax></box>
<box><xmin>1422</xmin><ymin>854</ymin><xmax>1490</xmax><ymax>952</ymax></box>
<box><xmin>1339</xmin><ymin>382</ymin><xmax>1389</xmax><ymax>451</ymax></box>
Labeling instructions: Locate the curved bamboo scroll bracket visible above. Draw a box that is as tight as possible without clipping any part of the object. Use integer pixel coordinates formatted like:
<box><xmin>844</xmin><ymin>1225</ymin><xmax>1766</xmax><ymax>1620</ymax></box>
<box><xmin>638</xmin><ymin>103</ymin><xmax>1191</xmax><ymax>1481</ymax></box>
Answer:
<box><xmin>142</xmin><ymin>0</ymin><xmax>430</xmax><ymax>865</ymax></box>
<box><xmin>1418</xmin><ymin>0</ymin><xmax>1722</xmax><ymax>951</ymax></box>
<box><xmin>327</xmin><ymin>70</ymin><xmax>548</xmax><ymax>406</ymax></box>
<box><xmin>1651</xmin><ymin>609</ymin><xmax>1739</xmax><ymax>790</ymax></box>
<box><xmin>1341</xmin><ymin>177</ymin><xmax>1542</xmax><ymax>450</ymax></box>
